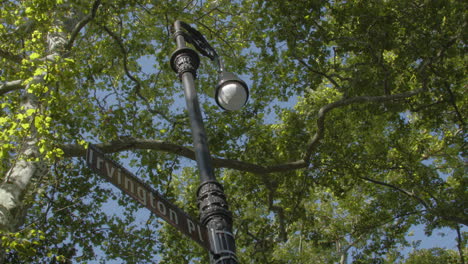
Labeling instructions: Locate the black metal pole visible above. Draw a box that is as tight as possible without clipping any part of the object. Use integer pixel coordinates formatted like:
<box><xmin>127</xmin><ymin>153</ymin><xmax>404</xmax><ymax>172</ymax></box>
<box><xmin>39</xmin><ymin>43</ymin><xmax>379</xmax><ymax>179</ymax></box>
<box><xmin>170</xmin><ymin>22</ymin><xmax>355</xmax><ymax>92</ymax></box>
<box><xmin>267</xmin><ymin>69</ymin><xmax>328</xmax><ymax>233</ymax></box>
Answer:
<box><xmin>170</xmin><ymin>21</ymin><xmax>237</xmax><ymax>264</ymax></box>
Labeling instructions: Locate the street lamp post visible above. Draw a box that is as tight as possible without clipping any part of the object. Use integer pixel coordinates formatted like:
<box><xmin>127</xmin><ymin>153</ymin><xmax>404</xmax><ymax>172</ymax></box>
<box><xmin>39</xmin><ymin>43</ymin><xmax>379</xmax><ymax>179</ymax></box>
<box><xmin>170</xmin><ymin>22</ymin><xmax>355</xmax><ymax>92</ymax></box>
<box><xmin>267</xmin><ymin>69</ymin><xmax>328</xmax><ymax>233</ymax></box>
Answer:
<box><xmin>169</xmin><ymin>21</ymin><xmax>248</xmax><ymax>264</ymax></box>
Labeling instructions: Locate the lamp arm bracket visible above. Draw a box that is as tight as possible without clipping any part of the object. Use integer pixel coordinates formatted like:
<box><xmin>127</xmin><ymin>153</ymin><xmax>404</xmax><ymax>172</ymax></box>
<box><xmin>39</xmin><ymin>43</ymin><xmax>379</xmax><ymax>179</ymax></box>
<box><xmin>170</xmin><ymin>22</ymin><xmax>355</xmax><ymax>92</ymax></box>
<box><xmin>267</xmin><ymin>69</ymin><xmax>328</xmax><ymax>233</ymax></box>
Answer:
<box><xmin>176</xmin><ymin>21</ymin><xmax>218</xmax><ymax>61</ymax></box>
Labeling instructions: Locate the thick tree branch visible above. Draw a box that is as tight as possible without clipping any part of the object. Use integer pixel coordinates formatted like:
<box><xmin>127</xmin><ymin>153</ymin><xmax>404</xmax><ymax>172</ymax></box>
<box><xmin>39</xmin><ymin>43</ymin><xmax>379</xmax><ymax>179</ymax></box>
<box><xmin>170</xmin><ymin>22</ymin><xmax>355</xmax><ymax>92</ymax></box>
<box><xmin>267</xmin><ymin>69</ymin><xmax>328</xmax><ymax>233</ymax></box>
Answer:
<box><xmin>0</xmin><ymin>80</ymin><xmax>24</xmax><ymax>96</ymax></box>
<box><xmin>61</xmin><ymin>138</ymin><xmax>306</xmax><ymax>174</ymax></box>
<box><xmin>61</xmin><ymin>89</ymin><xmax>425</xmax><ymax>175</ymax></box>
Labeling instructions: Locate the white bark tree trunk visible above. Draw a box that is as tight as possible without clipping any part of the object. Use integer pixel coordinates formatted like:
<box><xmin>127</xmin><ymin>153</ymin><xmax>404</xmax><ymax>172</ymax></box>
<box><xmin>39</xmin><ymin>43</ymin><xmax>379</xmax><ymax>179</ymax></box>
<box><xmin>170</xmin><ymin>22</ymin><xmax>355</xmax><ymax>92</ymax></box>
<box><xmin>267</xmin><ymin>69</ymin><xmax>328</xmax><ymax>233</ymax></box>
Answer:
<box><xmin>0</xmin><ymin>19</ymin><xmax>69</xmax><ymax>262</ymax></box>
<box><xmin>337</xmin><ymin>239</ymin><xmax>352</xmax><ymax>264</ymax></box>
<box><xmin>0</xmin><ymin>93</ymin><xmax>42</xmax><ymax>231</ymax></box>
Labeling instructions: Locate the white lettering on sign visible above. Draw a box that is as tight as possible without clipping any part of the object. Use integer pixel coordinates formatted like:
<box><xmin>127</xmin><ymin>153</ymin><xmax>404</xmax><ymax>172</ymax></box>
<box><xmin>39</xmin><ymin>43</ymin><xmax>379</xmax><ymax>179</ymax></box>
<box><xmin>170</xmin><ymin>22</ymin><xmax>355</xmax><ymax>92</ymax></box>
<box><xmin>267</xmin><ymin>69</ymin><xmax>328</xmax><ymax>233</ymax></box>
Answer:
<box><xmin>187</xmin><ymin>219</ymin><xmax>196</xmax><ymax>235</ymax></box>
<box><xmin>150</xmin><ymin>192</ymin><xmax>157</xmax><ymax>209</ymax></box>
<box><xmin>85</xmin><ymin>145</ymin><xmax>210</xmax><ymax>251</ymax></box>
<box><xmin>169</xmin><ymin>209</ymin><xmax>179</xmax><ymax>225</ymax></box>
<box><xmin>197</xmin><ymin>224</ymin><xmax>204</xmax><ymax>242</ymax></box>
<box><xmin>157</xmin><ymin>201</ymin><xmax>167</xmax><ymax>215</ymax></box>
<box><xmin>137</xmin><ymin>186</ymin><xmax>146</xmax><ymax>206</ymax></box>
<box><xmin>96</xmin><ymin>156</ymin><xmax>104</xmax><ymax>170</ymax></box>
<box><xmin>105</xmin><ymin>163</ymin><xmax>115</xmax><ymax>179</ymax></box>
<box><xmin>124</xmin><ymin>176</ymin><xmax>134</xmax><ymax>193</ymax></box>
<box><xmin>117</xmin><ymin>169</ymin><xmax>122</xmax><ymax>185</ymax></box>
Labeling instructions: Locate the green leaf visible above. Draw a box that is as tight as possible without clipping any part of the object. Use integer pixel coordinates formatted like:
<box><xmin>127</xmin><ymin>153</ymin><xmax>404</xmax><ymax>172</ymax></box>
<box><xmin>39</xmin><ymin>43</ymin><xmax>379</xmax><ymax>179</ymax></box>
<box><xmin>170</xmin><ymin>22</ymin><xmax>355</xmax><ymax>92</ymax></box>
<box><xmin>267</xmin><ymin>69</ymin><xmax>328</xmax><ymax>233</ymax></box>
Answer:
<box><xmin>29</xmin><ymin>53</ymin><xmax>40</xmax><ymax>60</ymax></box>
<box><xmin>25</xmin><ymin>7</ymin><xmax>33</xmax><ymax>15</ymax></box>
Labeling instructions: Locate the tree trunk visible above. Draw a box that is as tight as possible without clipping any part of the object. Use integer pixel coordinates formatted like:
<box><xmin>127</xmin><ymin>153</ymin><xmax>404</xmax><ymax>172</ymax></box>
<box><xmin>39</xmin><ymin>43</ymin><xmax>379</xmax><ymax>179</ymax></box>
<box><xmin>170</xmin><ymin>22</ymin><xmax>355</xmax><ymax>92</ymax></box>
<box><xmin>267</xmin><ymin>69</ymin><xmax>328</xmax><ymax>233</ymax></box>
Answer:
<box><xmin>338</xmin><ymin>241</ymin><xmax>351</xmax><ymax>264</ymax></box>
<box><xmin>0</xmin><ymin>83</ymin><xmax>44</xmax><ymax>264</ymax></box>
<box><xmin>0</xmin><ymin>20</ymin><xmax>68</xmax><ymax>262</ymax></box>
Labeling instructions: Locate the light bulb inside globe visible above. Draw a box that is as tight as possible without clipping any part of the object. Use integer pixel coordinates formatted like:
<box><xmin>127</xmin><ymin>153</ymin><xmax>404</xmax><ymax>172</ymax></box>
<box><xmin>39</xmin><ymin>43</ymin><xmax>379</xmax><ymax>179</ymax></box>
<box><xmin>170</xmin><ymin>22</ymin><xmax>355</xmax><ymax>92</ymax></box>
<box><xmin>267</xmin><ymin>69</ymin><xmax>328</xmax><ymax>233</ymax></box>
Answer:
<box><xmin>215</xmin><ymin>71</ymin><xmax>249</xmax><ymax>111</ymax></box>
<box><xmin>216</xmin><ymin>83</ymin><xmax>248</xmax><ymax>111</ymax></box>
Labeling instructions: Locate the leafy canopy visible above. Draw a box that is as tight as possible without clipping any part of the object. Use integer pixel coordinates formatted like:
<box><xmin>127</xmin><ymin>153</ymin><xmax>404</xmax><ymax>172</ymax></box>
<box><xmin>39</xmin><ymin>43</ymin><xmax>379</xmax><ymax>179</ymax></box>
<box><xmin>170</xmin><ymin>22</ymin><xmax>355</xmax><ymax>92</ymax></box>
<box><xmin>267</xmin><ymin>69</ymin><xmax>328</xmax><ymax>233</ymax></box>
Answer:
<box><xmin>0</xmin><ymin>0</ymin><xmax>466</xmax><ymax>263</ymax></box>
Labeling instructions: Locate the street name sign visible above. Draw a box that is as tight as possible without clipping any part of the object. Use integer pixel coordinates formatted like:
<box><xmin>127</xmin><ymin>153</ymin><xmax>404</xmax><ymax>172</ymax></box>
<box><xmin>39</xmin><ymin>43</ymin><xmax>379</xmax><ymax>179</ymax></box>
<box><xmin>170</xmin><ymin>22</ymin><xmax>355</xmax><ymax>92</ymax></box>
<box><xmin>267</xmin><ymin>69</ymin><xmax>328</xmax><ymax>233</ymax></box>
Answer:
<box><xmin>85</xmin><ymin>144</ymin><xmax>211</xmax><ymax>251</ymax></box>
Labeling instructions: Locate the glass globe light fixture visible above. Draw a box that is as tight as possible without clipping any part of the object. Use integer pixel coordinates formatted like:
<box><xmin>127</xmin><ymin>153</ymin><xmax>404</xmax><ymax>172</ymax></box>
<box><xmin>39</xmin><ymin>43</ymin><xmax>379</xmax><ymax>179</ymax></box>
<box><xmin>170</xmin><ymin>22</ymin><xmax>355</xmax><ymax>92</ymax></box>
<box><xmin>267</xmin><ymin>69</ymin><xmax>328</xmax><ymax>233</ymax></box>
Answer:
<box><xmin>215</xmin><ymin>71</ymin><xmax>249</xmax><ymax>111</ymax></box>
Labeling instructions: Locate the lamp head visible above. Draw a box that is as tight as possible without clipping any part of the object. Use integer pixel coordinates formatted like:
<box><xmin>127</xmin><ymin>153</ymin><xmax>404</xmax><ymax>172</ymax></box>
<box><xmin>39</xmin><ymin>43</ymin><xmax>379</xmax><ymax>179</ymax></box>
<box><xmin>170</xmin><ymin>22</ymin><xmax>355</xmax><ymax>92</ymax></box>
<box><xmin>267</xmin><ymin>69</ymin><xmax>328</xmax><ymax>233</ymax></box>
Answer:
<box><xmin>215</xmin><ymin>71</ymin><xmax>249</xmax><ymax>111</ymax></box>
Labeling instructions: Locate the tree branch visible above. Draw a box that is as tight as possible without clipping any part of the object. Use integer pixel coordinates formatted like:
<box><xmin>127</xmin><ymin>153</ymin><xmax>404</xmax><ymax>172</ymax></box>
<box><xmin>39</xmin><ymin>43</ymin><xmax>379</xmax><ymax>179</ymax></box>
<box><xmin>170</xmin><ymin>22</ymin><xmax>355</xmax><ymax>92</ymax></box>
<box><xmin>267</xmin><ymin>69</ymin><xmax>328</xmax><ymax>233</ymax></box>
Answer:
<box><xmin>358</xmin><ymin>175</ymin><xmax>468</xmax><ymax>226</ymax></box>
<box><xmin>0</xmin><ymin>80</ymin><xmax>24</xmax><ymax>96</ymax></box>
<box><xmin>64</xmin><ymin>0</ymin><xmax>101</xmax><ymax>51</ymax></box>
<box><xmin>61</xmin><ymin>88</ymin><xmax>425</xmax><ymax>175</ymax></box>
<box><xmin>303</xmin><ymin>88</ymin><xmax>424</xmax><ymax>163</ymax></box>
<box><xmin>444</xmin><ymin>82</ymin><xmax>466</xmax><ymax>128</ymax></box>
<box><xmin>296</xmin><ymin>57</ymin><xmax>342</xmax><ymax>89</ymax></box>
<box><xmin>262</xmin><ymin>174</ymin><xmax>288</xmax><ymax>242</ymax></box>
<box><xmin>60</xmin><ymin>138</ymin><xmax>307</xmax><ymax>174</ymax></box>
<box><xmin>0</xmin><ymin>49</ymin><xmax>23</xmax><ymax>64</ymax></box>
<box><xmin>358</xmin><ymin>175</ymin><xmax>431</xmax><ymax>208</ymax></box>
<box><xmin>101</xmin><ymin>25</ymin><xmax>173</xmax><ymax>122</ymax></box>
<box><xmin>456</xmin><ymin>224</ymin><xmax>466</xmax><ymax>264</ymax></box>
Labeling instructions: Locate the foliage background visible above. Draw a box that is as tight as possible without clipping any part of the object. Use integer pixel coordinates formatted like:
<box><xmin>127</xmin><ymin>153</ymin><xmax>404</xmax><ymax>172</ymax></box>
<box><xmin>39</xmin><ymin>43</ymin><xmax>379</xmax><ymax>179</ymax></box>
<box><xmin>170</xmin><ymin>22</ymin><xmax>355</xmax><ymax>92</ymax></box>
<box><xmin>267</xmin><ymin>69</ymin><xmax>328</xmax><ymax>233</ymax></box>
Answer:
<box><xmin>0</xmin><ymin>0</ymin><xmax>466</xmax><ymax>263</ymax></box>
